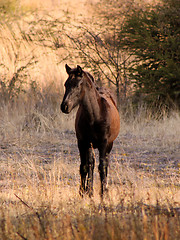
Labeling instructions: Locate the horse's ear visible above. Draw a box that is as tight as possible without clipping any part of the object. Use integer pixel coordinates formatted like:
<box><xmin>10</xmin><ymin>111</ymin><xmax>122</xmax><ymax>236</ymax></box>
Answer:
<box><xmin>65</xmin><ymin>64</ymin><xmax>71</xmax><ymax>75</ymax></box>
<box><xmin>77</xmin><ymin>65</ymin><xmax>83</xmax><ymax>76</ymax></box>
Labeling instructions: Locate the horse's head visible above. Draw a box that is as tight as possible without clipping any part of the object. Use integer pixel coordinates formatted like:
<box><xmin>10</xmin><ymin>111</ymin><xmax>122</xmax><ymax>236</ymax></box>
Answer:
<box><xmin>61</xmin><ymin>64</ymin><xmax>84</xmax><ymax>114</ymax></box>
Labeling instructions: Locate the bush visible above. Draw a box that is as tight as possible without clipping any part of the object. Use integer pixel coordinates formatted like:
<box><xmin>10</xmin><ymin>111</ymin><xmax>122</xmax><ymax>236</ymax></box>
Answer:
<box><xmin>121</xmin><ymin>0</ymin><xmax>180</xmax><ymax>108</ymax></box>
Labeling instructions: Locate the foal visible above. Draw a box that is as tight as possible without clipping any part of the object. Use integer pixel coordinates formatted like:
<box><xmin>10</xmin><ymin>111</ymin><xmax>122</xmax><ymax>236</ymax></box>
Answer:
<box><xmin>61</xmin><ymin>64</ymin><xmax>120</xmax><ymax>197</ymax></box>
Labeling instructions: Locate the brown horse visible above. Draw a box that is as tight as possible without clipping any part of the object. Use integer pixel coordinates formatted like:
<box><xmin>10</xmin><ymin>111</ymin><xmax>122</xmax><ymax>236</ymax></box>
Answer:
<box><xmin>61</xmin><ymin>64</ymin><xmax>120</xmax><ymax>197</ymax></box>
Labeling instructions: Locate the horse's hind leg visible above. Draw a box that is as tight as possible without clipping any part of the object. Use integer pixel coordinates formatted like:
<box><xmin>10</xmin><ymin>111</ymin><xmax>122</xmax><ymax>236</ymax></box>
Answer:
<box><xmin>86</xmin><ymin>146</ymin><xmax>95</xmax><ymax>197</ymax></box>
<box><xmin>99</xmin><ymin>142</ymin><xmax>113</xmax><ymax>197</ymax></box>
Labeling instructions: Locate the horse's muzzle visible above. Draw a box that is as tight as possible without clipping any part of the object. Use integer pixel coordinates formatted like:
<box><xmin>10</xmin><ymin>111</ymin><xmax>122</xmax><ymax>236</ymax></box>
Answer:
<box><xmin>61</xmin><ymin>102</ymin><xmax>70</xmax><ymax>114</ymax></box>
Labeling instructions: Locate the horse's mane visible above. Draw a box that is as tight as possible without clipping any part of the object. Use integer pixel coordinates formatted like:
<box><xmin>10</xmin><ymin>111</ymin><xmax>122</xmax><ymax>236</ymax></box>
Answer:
<box><xmin>85</xmin><ymin>71</ymin><xmax>95</xmax><ymax>82</ymax></box>
<box><xmin>85</xmin><ymin>71</ymin><xmax>117</xmax><ymax>107</ymax></box>
<box><xmin>96</xmin><ymin>86</ymin><xmax>117</xmax><ymax>107</ymax></box>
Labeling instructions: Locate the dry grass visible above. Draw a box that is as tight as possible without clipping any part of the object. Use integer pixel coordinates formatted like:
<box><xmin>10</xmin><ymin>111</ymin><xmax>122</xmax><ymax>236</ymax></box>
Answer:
<box><xmin>0</xmin><ymin>93</ymin><xmax>179</xmax><ymax>239</ymax></box>
<box><xmin>0</xmin><ymin>0</ymin><xmax>180</xmax><ymax>239</ymax></box>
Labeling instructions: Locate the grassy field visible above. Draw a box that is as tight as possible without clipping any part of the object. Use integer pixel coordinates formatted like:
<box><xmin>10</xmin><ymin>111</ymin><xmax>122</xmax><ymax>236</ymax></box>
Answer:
<box><xmin>0</xmin><ymin>91</ymin><xmax>180</xmax><ymax>240</ymax></box>
<box><xmin>0</xmin><ymin>0</ymin><xmax>180</xmax><ymax>239</ymax></box>
<box><xmin>0</xmin><ymin>94</ymin><xmax>179</xmax><ymax>239</ymax></box>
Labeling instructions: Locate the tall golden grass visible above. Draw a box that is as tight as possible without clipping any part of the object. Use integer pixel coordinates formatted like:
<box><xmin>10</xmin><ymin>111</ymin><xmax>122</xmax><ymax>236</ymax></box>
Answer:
<box><xmin>0</xmin><ymin>76</ymin><xmax>179</xmax><ymax>239</ymax></box>
<box><xmin>0</xmin><ymin>0</ymin><xmax>179</xmax><ymax>239</ymax></box>
<box><xmin>0</xmin><ymin>116</ymin><xmax>179</xmax><ymax>239</ymax></box>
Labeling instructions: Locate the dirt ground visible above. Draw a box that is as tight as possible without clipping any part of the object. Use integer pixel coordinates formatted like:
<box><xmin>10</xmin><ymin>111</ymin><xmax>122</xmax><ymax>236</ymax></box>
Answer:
<box><xmin>1</xmin><ymin>129</ymin><xmax>179</xmax><ymax>186</ymax></box>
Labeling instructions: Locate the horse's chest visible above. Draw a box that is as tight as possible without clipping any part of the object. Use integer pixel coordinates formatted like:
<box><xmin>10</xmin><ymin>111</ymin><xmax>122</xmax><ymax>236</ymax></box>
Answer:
<box><xmin>76</xmin><ymin>118</ymin><xmax>106</xmax><ymax>146</ymax></box>
<box><xmin>75</xmin><ymin>105</ymin><xmax>109</xmax><ymax>146</ymax></box>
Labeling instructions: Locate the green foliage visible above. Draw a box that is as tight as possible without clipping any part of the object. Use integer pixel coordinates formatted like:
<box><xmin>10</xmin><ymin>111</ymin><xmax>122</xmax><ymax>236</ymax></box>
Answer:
<box><xmin>121</xmin><ymin>0</ymin><xmax>180</xmax><ymax>108</ymax></box>
<box><xmin>0</xmin><ymin>56</ymin><xmax>38</xmax><ymax>101</ymax></box>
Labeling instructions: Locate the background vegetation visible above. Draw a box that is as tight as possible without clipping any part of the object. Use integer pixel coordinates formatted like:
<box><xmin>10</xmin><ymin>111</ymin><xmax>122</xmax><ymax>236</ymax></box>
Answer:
<box><xmin>120</xmin><ymin>0</ymin><xmax>180</xmax><ymax>108</ymax></box>
<box><xmin>0</xmin><ymin>0</ymin><xmax>179</xmax><ymax>239</ymax></box>
<box><xmin>0</xmin><ymin>0</ymin><xmax>179</xmax><ymax>108</ymax></box>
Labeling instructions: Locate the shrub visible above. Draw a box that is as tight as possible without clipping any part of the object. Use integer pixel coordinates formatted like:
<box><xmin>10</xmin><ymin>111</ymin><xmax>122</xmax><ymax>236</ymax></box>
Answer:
<box><xmin>120</xmin><ymin>0</ymin><xmax>180</xmax><ymax>108</ymax></box>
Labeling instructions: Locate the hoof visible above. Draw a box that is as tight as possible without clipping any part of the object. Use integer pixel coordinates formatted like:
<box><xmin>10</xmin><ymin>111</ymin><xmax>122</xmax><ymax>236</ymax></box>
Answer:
<box><xmin>79</xmin><ymin>190</ymin><xmax>84</xmax><ymax>198</ymax></box>
<box><xmin>79</xmin><ymin>188</ymin><xmax>93</xmax><ymax>198</ymax></box>
<box><xmin>79</xmin><ymin>187</ymin><xmax>86</xmax><ymax>198</ymax></box>
<box><xmin>86</xmin><ymin>187</ymin><xmax>93</xmax><ymax>198</ymax></box>
<box><xmin>100</xmin><ymin>188</ymin><xmax>109</xmax><ymax>199</ymax></box>
<box><xmin>88</xmin><ymin>191</ymin><xmax>93</xmax><ymax>198</ymax></box>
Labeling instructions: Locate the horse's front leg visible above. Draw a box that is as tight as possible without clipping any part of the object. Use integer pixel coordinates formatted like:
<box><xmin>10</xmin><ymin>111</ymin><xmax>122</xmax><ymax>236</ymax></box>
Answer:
<box><xmin>98</xmin><ymin>142</ymin><xmax>113</xmax><ymax>197</ymax></box>
<box><xmin>99</xmin><ymin>154</ymin><xmax>109</xmax><ymax>197</ymax></box>
<box><xmin>78</xmin><ymin>141</ymin><xmax>88</xmax><ymax>196</ymax></box>
<box><xmin>86</xmin><ymin>146</ymin><xmax>95</xmax><ymax>197</ymax></box>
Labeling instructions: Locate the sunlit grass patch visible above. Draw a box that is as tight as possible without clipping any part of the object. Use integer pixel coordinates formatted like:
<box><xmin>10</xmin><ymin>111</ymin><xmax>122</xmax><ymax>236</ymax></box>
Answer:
<box><xmin>0</xmin><ymin>145</ymin><xmax>179</xmax><ymax>239</ymax></box>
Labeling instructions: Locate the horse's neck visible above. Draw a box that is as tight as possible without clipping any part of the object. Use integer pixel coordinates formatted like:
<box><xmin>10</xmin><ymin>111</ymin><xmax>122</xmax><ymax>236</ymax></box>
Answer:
<box><xmin>81</xmin><ymin>79</ymin><xmax>101</xmax><ymax>124</ymax></box>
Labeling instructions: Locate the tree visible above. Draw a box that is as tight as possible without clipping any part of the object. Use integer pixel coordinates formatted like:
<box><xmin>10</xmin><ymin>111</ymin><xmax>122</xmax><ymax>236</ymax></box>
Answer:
<box><xmin>67</xmin><ymin>25</ymin><xmax>132</xmax><ymax>105</ymax></box>
<box><xmin>120</xmin><ymin>0</ymin><xmax>180</xmax><ymax>108</ymax></box>
<box><xmin>66</xmin><ymin>0</ymin><xmax>135</xmax><ymax>104</ymax></box>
